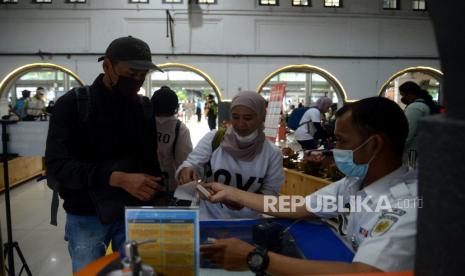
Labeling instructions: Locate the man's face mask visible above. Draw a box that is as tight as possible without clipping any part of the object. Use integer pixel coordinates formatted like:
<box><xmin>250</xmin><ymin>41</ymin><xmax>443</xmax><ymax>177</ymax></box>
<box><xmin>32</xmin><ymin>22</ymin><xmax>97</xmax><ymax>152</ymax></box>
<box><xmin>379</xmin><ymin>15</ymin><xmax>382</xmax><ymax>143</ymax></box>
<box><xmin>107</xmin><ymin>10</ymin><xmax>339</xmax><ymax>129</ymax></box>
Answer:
<box><xmin>109</xmin><ymin>65</ymin><xmax>145</xmax><ymax>99</ymax></box>
<box><xmin>332</xmin><ymin>136</ymin><xmax>376</xmax><ymax>179</ymax></box>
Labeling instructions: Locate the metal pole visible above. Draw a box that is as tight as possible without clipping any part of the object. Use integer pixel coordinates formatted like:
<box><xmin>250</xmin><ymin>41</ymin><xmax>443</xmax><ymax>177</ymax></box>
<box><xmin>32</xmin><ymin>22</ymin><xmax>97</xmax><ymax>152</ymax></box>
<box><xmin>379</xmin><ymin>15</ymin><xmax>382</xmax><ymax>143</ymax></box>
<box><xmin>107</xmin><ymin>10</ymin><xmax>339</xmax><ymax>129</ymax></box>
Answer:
<box><xmin>2</xmin><ymin>122</ymin><xmax>14</xmax><ymax>276</ymax></box>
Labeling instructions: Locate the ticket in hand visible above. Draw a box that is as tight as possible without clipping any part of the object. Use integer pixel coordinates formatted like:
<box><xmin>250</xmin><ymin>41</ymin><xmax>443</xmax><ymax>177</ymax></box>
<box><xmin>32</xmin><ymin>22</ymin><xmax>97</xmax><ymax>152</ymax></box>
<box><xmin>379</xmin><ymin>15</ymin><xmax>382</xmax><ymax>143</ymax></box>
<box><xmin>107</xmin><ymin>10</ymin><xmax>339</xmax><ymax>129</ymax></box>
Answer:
<box><xmin>196</xmin><ymin>184</ymin><xmax>211</xmax><ymax>198</ymax></box>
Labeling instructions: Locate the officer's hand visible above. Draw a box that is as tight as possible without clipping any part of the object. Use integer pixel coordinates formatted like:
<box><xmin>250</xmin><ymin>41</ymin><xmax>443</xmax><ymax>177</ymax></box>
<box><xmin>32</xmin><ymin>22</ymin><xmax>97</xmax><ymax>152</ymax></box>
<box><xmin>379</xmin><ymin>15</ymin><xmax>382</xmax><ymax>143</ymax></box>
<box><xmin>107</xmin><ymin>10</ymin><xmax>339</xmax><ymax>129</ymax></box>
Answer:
<box><xmin>200</xmin><ymin>238</ymin><xmax>253</xmax><ymax>271</ymax></box>
<box><xmin>202</xmin><ymin>182</ymin><xmax>241</xmax><ymax>206</ymax></box>
<box><xmin>109</xmin><ymin>172</ymin><xmax>163</xmax><ymax>201</ymax></box>
<box><xmin>178</xmin><ymin>167</ymin><xmax>199</xmax><ymax>185</ymax></box>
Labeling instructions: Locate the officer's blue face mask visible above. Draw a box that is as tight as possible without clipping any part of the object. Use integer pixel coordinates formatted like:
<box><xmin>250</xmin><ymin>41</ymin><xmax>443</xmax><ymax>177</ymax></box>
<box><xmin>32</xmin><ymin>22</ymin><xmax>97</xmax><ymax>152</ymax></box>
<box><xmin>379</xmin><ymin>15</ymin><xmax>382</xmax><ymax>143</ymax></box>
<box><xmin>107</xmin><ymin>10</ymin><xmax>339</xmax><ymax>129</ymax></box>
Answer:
<box><xmin>332</xmin><ymin>136</ymin><xmax>376</xmax><ymax>179</ymax></box>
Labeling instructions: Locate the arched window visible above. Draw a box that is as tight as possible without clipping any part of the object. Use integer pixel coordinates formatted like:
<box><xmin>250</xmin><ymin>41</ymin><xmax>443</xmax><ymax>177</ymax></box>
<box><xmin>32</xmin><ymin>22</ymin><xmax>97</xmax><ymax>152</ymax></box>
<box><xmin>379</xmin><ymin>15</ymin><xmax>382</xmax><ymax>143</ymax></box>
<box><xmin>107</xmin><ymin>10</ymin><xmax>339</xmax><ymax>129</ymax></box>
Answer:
<box><xmin>378</xmin><ymin>66</ymin><xmax>443</xmax><ymax>107</ymax></box>
<box><xmin>0</xmin><ymin>63</ymin><xmax>84</xmax><ymax>116</ymax></box>
<box><xmin>257</xmin><ymin>64</ymin><xmax>347</xmax><ymax>110</ymax></box>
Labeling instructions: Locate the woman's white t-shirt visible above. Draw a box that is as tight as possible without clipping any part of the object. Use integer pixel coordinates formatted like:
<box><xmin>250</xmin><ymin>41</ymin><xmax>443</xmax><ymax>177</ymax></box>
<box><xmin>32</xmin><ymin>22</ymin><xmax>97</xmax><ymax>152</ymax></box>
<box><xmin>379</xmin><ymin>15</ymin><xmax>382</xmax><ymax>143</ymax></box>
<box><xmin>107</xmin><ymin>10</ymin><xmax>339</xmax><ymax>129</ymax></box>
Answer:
<box><xmin>176</xmin><ymin>130</ymin><xmax>285</xmax><ymax>220</ymax></box>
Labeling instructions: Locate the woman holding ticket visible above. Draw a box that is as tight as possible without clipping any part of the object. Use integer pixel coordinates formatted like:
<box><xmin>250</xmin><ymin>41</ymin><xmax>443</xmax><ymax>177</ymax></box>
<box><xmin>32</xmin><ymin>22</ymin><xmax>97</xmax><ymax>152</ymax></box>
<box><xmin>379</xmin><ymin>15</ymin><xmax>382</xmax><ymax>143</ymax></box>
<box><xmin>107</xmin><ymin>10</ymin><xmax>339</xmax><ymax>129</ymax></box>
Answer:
<box><xmin>175</xmin><ymin>91</ymin><xmax>284</xmax><ymax>219</ymax></box>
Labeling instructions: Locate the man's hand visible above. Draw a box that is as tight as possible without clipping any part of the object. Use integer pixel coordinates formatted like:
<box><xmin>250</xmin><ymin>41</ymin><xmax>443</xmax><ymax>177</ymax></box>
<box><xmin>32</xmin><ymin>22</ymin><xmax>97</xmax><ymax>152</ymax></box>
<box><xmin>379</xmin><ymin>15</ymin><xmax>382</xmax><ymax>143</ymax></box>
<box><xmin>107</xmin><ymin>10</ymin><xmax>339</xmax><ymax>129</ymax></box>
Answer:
<box><xmin>200</xmin><ymin>238</ymin><xmax>254</xmax><ymax>271</ymax></box>
<box><xmin>178</xmin><ymin>167</ymin><xmax>199</xmax><ymax>184</ymax></box>
<box><xmin>109</xmin><ymin>171</ymin><xmax>163</xmax><ymax>201</ymax></box>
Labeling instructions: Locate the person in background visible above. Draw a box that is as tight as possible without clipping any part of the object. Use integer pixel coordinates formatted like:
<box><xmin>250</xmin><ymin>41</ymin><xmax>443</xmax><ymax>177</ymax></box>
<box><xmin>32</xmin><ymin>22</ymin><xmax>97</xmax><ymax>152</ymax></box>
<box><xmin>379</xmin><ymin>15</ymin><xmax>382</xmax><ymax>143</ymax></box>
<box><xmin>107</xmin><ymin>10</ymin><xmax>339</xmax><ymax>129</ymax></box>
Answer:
<box><xmin>196</xmin><ymin>97</ymin><xmax>203</xmax><ymax>122</ymax></box>
<box><xmin>184</xmin><ymin>99</ymin><xmax>195</xmax><ymax>122</ymax></box>
<box><xmin>45</xmin><ymin>100</ymin><xmax>55</xmax><ymax>115</ymax></box>
<box><xmin>176</xmin><ymin>91</ymin><xmax>284</xmax><ymax>220</ymax></box>
<box><xmin>294</xmin><ymin>96</ymin><xmax>333</xmax><ymax>150</ymax></box>
<box><xmin>201</xmin><ymin>97</ymin><xmax>417</xmax><ymax>275</ymax></box>
<box><xmin>204</xmin><ymin>94</ymin><xmax>218</xmax><ymax>130</ymax></box>
<box><xmin>14</xmin><ymin>89</ymin><xmax>31</xmax><ymax>120</ymax></box>
<box><xmin>151</xmin><ymin>86</ymin><xmax>193</xmax><ymax>193</ymax></box>
<box><xmin>25</xmin><ymin>87</ymin><xmax>46</xmax><ymax>120</ymax></box>
<box><xmin>285</xmin><ymin>104</ymin><xmax>296</xmax><ymax>124</ymax></box>
<box><xmin>45</xmin><ymin>36</ymin><xmax>164</xmax><ymax>273</ymax></box>
<box><xmin>399</xmin><ymin>81</ymin><xmax>436</xmax><ymax>156</ymax></box>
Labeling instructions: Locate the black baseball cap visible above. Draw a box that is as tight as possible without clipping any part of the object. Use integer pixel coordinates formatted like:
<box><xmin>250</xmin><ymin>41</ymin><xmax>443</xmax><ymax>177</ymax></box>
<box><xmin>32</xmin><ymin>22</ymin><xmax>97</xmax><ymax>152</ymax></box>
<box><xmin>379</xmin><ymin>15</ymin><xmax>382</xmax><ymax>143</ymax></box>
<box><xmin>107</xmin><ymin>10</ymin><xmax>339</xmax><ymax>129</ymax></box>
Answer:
<box><xmin>98</xmin><ymin>36</ymin><xmax>163</xmax><ymax>72</ymax></box>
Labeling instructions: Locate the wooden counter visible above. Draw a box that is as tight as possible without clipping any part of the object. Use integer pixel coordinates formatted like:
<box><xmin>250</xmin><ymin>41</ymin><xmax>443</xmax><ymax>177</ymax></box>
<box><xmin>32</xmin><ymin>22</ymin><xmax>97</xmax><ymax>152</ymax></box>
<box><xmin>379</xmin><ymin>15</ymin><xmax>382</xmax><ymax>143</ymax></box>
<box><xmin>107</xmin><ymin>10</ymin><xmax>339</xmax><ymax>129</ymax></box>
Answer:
<box><xmin>0</xmin><ymin>157</ymin><xmax>44</xmax><ymax>192</ymax></box>
<box><xmin>280</xmin><ymin>168</ymin><xmax>332</xmax><ymax>196</ymax></box>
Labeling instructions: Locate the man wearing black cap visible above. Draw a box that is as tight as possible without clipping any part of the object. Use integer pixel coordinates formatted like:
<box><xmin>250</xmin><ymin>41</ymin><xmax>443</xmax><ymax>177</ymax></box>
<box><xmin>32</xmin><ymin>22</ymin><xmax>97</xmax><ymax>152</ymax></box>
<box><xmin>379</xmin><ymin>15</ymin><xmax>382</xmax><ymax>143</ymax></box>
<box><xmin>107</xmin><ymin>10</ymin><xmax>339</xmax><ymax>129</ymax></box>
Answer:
<box><xmin>46</xmin><ymin>36</ymin><xmax>164</xmax><ymax>273</ymax></box>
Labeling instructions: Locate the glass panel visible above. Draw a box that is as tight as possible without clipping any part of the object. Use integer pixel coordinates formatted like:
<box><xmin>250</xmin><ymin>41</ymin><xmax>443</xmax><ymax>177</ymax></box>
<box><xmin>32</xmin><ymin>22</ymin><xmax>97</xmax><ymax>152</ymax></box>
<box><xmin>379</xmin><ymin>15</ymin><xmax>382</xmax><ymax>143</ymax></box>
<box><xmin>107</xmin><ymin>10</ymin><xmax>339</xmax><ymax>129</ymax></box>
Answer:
<box><xmin>260</xmin><ymin>0</ymin><xmax>278</xmax><ymax>5</ymax></box>
<box><xmin>293</xmin><ymin>0</ymin><xmax>309</xmax><ymax>6</ymax></box>
<box><xmin>412</xmin><ymin>0</ymin><xmax>426</xmax><ymax>10</ymax></box>
<box><xmin>198</xmin><ymin>0</ymin><xmax>216</xmax><ymax>4</ymax></box>
<box><xmin>324</xmin><ymin>0</ymin><xmax>341</xmax><ymax>7</ymax></box>
<box><xmin>383</xmin><ymin>0</ymin><xmax>398</xmax><ymax>9</ymax></box>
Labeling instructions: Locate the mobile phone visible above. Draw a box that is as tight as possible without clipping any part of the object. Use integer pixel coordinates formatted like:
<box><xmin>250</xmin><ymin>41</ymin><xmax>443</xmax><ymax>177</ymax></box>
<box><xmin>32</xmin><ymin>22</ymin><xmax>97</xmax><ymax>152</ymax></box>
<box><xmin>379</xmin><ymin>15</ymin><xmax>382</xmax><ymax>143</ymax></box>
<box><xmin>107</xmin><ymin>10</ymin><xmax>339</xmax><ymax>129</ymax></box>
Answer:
<box><xmin>196</xmin><ymin>185</ymin><xmax>211</xmax><ymax>198</ymax></box>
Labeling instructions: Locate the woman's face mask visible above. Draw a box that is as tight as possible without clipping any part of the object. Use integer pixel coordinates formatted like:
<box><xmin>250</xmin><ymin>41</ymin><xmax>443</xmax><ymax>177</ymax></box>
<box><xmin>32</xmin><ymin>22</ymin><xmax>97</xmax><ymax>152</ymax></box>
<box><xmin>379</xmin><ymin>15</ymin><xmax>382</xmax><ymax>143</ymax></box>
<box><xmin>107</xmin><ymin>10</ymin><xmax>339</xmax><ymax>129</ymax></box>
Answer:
<box><xmin>233</xmin><ymin>129</ymin><xmax>258</xmax><ymax>144</ymax></box>
<box><xmin>332</xmin><ymin>136</ymin><xmax>376</xmax><ymax>179</ymax></box>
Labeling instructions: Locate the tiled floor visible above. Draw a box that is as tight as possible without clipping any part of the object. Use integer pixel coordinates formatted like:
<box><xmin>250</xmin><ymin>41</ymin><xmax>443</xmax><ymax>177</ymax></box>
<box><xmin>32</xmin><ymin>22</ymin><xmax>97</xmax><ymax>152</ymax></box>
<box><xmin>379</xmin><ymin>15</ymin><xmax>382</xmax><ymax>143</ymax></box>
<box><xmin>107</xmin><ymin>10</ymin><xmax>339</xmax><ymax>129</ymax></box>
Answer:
<box><xmin>1</xmin><ymin>178</ymin><xmax>71</xmax><ymax>276</ymax></box>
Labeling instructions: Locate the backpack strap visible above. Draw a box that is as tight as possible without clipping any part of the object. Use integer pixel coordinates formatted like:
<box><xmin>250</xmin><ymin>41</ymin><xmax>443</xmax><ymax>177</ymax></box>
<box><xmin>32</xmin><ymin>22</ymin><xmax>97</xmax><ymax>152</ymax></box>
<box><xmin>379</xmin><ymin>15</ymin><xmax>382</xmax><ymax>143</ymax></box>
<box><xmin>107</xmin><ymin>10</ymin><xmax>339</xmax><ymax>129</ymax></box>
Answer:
<box><xmin>205</xmin><ymin>128</ymin><xmax>227</xmax><ymax>179</ymax></box>
<box><xmin>74</xmin><ymin>85</ymin><xmax>91</xmax><ymax>124</ymax></box>
<box><xmin>48</xmin><ymin>176</ymin><xmax>60</xmax><ymax>226</ymax></box>
<box><xmin>212</xmin><ymin>127</ymin><xmax>227</xmax><ymax>152</ymax></box>
<box><xmin>172</xmin><ymin>119</ymin><xmax>181</xmax><ymax>156</ymax></box>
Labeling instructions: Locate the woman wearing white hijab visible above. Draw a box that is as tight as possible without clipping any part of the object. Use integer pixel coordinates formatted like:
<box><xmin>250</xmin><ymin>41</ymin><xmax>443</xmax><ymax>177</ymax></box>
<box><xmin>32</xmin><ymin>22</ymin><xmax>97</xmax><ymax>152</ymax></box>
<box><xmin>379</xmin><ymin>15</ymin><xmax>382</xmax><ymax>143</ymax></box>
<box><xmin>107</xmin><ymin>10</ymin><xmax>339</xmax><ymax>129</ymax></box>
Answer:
<box><xmin>176</xmin><ymin>91</ymin><xmax>284</xmax><ymax>219</ymax></box>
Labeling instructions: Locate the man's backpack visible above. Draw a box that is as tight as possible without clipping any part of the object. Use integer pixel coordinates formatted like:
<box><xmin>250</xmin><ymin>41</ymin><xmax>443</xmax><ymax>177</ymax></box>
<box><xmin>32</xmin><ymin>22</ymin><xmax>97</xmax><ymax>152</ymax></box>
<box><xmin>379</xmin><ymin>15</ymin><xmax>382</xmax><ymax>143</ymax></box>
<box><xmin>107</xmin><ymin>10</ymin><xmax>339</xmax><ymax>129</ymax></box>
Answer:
<box><xmin>287</xmin><ymin>107</ymin><xmax>317</xmax><ymax>131</ymax></box>
<box><xmin>48</xmin><ymin>86</ymin><xmax>91</xmax><ymax>225</ymax></box>
<box><xmin>415</xmin><ymin>99</ymin><xmax>442</xmax><ymax>115</ymax></box>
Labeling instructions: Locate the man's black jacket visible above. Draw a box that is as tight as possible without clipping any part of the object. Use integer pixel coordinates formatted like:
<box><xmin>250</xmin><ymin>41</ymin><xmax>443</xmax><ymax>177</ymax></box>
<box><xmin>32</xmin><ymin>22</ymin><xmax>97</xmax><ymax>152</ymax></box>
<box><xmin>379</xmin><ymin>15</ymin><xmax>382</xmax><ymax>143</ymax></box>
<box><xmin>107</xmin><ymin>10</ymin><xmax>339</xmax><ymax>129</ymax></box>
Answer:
<box><xmin>45</xmin><ymin>74</ymin><xmax>161</xmax><ymax>224</ymax></box>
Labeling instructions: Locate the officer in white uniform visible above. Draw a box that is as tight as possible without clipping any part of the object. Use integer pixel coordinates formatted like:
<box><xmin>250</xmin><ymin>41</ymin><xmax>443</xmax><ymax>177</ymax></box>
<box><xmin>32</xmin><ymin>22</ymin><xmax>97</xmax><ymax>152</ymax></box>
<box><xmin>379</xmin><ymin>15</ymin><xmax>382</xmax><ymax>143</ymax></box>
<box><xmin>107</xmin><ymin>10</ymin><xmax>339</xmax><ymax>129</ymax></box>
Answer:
<box><xmin>306</xmin><ymin>165</ymin><xmax>418</xmax><ymax>271</ymax></box>
<box><xmin>200</xmin><ymin>97</ymin><xmax>418</xmax><ymax>275</ymax></box>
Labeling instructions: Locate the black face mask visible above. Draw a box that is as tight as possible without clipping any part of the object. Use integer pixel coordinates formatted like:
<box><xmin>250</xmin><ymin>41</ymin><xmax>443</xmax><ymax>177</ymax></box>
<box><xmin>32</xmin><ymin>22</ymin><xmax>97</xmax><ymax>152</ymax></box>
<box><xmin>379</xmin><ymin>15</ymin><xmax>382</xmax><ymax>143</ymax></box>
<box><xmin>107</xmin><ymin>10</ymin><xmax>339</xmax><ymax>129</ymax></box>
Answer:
<box><xmin>109</xmin><ymin>66</ymin><xmax>145</xmax><ymax>99</ymax></box>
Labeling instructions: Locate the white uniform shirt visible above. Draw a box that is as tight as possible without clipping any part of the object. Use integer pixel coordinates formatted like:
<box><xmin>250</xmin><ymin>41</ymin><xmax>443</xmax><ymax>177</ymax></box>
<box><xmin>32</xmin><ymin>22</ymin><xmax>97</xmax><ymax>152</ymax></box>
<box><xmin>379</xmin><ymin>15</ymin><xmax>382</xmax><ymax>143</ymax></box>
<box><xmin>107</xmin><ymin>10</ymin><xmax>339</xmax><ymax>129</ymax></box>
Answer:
<box><xmin>155</xmin><ymin>116</ymin><xmax>193</xmax><ymax>192</ymax></box>
<box><xmin>176</xmin><ymin>130</ymin><xmax>285</xmax><ymax>220</ymax></box>
<box><xmin>294</xmin><ymin>107</ymin><xmax>321</xmax><ymax>141</ymax></box>
<box><xmin>305</xmin><ymin>166</ymin><xmax>418</xmax><ymax>272</ymax></box>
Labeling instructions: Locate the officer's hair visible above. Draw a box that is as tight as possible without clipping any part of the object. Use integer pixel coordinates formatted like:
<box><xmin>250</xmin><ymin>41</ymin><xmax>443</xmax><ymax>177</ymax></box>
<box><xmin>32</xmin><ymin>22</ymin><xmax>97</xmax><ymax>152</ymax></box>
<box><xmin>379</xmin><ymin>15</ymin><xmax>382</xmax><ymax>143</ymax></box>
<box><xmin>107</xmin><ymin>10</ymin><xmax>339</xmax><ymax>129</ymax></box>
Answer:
<box><xmin>335</xmin><ymin>97</ymin><xmax>408</xmax><ymax>157</ymax></box>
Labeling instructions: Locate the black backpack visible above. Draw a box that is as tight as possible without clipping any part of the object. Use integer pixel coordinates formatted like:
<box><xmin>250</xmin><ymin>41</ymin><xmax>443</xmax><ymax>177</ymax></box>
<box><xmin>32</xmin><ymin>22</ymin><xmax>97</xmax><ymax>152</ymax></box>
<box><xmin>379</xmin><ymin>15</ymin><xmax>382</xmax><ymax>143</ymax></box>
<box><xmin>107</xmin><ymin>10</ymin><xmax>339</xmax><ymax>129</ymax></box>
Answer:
<box><xmin>47</xmin><ymin>86</ymin><xmax>155</xmax><ymax>225</ymax></box>
<box><xmin>415</xmin><ymin>99</ymin><xmax>442</xmax><ymax>115</ymax></box>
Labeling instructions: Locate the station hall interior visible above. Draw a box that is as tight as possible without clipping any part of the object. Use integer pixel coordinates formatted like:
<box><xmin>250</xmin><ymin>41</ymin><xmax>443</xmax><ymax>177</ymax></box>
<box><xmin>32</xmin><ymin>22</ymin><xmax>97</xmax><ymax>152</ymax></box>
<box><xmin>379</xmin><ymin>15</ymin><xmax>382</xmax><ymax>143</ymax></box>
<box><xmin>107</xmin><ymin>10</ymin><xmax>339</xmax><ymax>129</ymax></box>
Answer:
<box><xmin>0</xmin><ymin>0</ymin><xmax>464</xmax><ymax>275</ymax></box>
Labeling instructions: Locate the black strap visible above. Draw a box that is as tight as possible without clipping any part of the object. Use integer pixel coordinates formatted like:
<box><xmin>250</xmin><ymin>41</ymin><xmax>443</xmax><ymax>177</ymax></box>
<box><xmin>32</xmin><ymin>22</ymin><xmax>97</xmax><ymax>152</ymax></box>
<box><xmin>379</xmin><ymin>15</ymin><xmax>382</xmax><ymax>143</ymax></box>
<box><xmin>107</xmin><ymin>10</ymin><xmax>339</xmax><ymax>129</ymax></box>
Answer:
<box><xmin>171</xmin><ymin>119</ymin><xmax>181</xmax><ymax>156</ymax></box>
<box><xmin>74</xmin><ymin>85</ymin><xmax>91</xmax><ymax>124</ymax></box>
<box><xmin>47</xmin><ymin>175</ymin><xmax>60</xmax><ymax>226</ymax></box>
<box><xmin>50</xmin><ymin>186</ymin><xmax>59</xmax><ymax>226</ymax></box>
